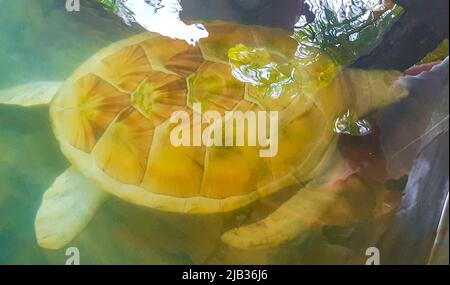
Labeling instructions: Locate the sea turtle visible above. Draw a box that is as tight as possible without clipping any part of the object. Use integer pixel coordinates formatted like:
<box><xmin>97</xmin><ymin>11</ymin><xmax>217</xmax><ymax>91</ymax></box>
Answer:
<box><xmin>0</xmin><ymin>21</ymin><xmax>408</xmax><ymax>250</ymax></box>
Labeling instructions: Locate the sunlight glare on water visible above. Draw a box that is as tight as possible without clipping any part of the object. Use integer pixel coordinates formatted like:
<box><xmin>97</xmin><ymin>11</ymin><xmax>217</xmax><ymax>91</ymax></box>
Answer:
<box><xmin>114</xmin><ymin>0</ymin><xmax>208</xmax><ymax>44</ymax></box>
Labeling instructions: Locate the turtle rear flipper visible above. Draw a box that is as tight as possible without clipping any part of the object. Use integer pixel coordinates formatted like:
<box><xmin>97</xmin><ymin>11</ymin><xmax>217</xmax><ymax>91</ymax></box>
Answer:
<box><xmin>35</xmin><ymin>168</ymin><xmax>108</xmax><ymax>250</ymax></box>
<box><xmin>221</xmin><ymin>159</ymin><xmax>380</xmax><ymax>250</ymax></box>
<box><xmin>0</xmin><ymin>81</ymin><xmax>62</xmax><ymax>106</ymax></box>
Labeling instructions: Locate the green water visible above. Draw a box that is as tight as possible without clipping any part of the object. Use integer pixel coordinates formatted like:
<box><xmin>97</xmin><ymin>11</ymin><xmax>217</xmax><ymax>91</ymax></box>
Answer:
<box><xmin>0</xmin><ymin>0</ymin><xmax>410</xmax><ymax>264</ymax></box>
<box><xmin>0</xmin><ymin>0</ymin><xmax>130</xmax><ymax>264</ymax></box>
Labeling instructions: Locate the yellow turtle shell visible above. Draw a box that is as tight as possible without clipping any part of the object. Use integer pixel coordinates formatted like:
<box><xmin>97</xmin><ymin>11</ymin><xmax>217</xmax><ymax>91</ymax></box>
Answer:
<box><xmin>49</xmin><ymin>21</ymin><xmax>403</xmax><ymax>214</ymax></box>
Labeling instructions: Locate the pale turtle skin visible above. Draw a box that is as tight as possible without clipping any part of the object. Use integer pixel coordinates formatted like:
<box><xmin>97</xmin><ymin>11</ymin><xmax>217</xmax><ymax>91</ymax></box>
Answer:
<box><xmin>0</xmin><ymin>22</ymin><xmax>408</xmax><ymax>250</ymax></box>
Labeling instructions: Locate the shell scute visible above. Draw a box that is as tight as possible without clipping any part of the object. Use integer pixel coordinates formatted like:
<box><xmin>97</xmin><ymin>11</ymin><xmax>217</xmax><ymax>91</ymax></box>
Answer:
<box><xmin>187</xmin><ymin>61</ymin><xmax>245</xmax><ymax>113</ymax></box>
<box><xmin>198</xmin><ymin>23</ymin><xmax>256</xmax><ymax>63</ymax></box>
<box><xmin>52</xmin><ymin>74</ymin><xmax>130</xmax><ymax>152</ymax></box>
<box><xmin>140</xmin><ymin>36</ymin><xmax>204</xmax><ymax>76</ymax></box>
<box><xmin>93</xmin><ymin>107</ymin><xmax>155</xmax><ymax>185</ymax></box>
<box><xmin>131</xmin><ymin>71</ymin><xmax>188</xmax><ymax>125</ymax></box>
<box><xmin>96</xmin><ymin>44</ymin><xmax>152</xmax><ymax>92</ymax></box>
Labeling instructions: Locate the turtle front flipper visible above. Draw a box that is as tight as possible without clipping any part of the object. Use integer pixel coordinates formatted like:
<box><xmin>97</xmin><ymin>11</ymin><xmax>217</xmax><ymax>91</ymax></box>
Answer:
<box><xmin>35</xmin><ymin>167</ymin><xmax>108</xmax><ymax>250</ymax></box>
<box><xmin>221</xmin><ymin>165</ymin><xmax>381</xmax><ymax>250</ymax></box>
<box><xmin>0</xmin><ymin>81</ymin><xmax>62</xmax><ymax>106</ymax></box>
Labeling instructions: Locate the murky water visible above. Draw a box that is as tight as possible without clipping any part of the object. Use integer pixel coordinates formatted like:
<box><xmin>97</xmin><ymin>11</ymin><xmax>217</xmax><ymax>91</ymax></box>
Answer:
<box><xmin>0</xmin><ymin>0</ymin><xmax>447</xmax><ymax>265</ymax></box>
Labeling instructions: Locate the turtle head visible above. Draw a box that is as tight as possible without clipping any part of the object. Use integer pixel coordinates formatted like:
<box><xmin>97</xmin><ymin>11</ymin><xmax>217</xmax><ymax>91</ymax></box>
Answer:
<box><xmin>335</xmin><ymin>68</ymin><xmax>409</xmax><ymax>118</ymax></box>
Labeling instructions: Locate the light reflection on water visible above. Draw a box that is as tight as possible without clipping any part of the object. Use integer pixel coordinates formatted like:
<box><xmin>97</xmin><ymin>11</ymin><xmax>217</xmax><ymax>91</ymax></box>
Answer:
<box><xmin>115</xmin><ymin>0</ymin><xmax>208</xmax><ymax>44</ymax></box>
<box><xmin>294</xmin><ymin>0</ymin><xmax>400</xmax><ymax>64</ymax></box>
<box><xmin>110</xmin><ymin>0</ymin><xmax>397</xmax><ymax>51</ymax></box>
